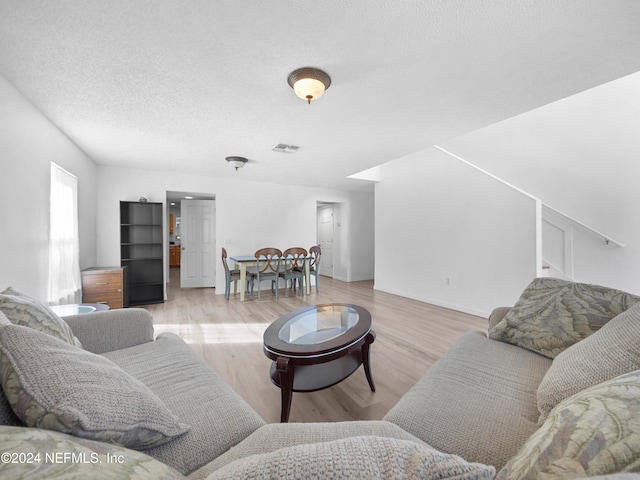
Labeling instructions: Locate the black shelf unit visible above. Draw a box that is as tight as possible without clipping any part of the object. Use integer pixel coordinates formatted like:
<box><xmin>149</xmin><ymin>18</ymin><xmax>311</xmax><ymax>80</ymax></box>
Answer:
<box><xmin>120</xmin><ymin>201</ymin><xmax>164</xmax><ymax>306</ymax></box>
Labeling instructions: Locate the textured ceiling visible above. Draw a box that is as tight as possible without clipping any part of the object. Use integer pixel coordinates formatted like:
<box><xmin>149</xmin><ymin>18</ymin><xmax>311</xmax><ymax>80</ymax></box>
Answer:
<box><xmin>1</xmin><ymin>1</ymin><xmax>639</xmax><ymax>191</ymax></box>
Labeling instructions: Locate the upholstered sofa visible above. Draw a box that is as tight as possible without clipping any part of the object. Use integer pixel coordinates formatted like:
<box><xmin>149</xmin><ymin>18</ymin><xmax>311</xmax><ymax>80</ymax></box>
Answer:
<box><xmin>386</xmin><ymin>278</ymin><xmax>640</xmax><ymax>478</ymax></box>
<box><xmin>1</xmin><ymin>279</ymin><xmax>640</xmax><ymax>479</ymax></box>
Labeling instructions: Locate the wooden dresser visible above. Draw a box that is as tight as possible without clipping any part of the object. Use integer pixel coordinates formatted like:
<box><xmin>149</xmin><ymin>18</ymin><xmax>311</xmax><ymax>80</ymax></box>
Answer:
<box><xmin>81</xmin><ymin>266</ymin><xmax>128</xmax><ymax>309</ymax></box>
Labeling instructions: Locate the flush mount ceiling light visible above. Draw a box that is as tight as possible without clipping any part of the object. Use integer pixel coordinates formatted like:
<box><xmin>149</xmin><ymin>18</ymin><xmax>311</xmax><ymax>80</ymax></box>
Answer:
<box><xmin>287</xmin><ymin>67</ymin><xmax>331</xmax><ymax>104</ymax></box>
<box><xmin>226</xmin><ymin>156</ymin><xmax>248</xmax><ymax>171</ymax></box>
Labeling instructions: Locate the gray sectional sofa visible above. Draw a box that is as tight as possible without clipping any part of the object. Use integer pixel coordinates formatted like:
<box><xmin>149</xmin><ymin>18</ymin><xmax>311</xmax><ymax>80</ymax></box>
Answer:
<box><xmin>1</xmin><ymin>278</ymin><xmax>640</xmax><ymax>479</ymax></box>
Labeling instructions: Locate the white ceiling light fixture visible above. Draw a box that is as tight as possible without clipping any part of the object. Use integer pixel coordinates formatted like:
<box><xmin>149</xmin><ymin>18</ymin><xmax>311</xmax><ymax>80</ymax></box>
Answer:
<box><xmin>287</xmin><ymin>67</ymin><xmax>331</xmax><ymax>104</ymax></box>
<box><xmin>226</xmin><ymin>156</ymin><xmax>248</xmax><ymax>171</ymax></box>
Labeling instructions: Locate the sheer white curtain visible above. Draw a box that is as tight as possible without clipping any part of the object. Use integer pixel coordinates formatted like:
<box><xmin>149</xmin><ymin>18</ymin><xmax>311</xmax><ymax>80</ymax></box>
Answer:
<box><xmin>48</xmin><ymin>162</ymin><xmax>81</xmax><ymax>305</ymax></box>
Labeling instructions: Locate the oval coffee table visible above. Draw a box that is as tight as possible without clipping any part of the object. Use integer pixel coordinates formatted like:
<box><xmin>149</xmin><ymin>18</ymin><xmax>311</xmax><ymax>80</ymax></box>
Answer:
<box><xmin>263</xmin><ymin>303</ymin><xmax>376</xmax><ymax>422</ymax></box>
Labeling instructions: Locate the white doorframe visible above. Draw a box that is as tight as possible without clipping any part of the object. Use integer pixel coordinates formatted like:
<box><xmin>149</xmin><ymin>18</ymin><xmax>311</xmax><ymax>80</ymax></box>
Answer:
<box><xmin>317</xmin><ymin>204</ymin><xmax>334</xmax><ymax>278</ymax></box>
<box><xmin>541</xmin><ymin>205</ymin><xmax>574</xmax><ymax>280</ymax></box>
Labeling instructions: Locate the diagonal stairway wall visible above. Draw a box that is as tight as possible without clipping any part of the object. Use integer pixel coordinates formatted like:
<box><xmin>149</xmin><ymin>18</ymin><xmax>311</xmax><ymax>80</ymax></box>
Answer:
<box><xmin>438</xmin><ymin>72</ymin><xmax>640</xmax><ymax>297</ymax></box>
<box><xmin>375</xmin><ymin>73</ymin><xmax>640</xmax><ymax>316</ymax></box>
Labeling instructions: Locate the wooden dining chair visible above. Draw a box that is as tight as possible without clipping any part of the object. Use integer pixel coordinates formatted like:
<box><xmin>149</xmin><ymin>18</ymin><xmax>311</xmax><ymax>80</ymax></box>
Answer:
<box><xmin>249</xmin><ymin>247</ymin><xmax>282</xmax><ymax>300</ymax></box>
<box><xmin>279</xmin><ymin>247</ymin><xmax>307</xmax><ymax>297</ymax></box>
<box><xmin>308</xmin><ymin>245</ymin><xmax>321</xmax><ymax>292</ymax></box>
<box><xmin>221</xmin><ymin>247</ymin><xmax>245</xmax><ymax>300</ymax></box>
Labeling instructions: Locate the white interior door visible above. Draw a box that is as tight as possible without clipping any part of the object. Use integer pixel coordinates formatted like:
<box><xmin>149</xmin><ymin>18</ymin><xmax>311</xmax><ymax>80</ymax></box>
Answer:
<box><xmin>541</xmin><ymin>206</ymin><xmax>574</xmax><ymax>280</ymax></box>
<box><xmin>318</xmin><ymin>205</ymin><xmax>334</xmax><ymax>277</ymax></box>
<box><xmin>180</xmin><ymin>199</ymin><xmax>216</xmax><ymax>288</ymax></box>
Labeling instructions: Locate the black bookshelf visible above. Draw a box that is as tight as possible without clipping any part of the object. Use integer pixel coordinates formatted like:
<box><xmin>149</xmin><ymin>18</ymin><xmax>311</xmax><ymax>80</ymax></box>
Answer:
<box><xmin>120</xmin><ymin>201</ymin><xmax>164</xmax><ymax>306</ymax></box>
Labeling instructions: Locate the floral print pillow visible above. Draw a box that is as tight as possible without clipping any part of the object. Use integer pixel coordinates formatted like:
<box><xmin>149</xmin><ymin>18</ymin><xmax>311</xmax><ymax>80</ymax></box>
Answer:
<box><xmin>0</xmin><ymin>287</ymin><xmax>82</xmax><ymax>347</ymax></box>
<box><xmin>489</xmin><ymin>278</ymin><xmax>640</xmax><ymax>358</ymax></box>
<box><xmin>497</xmin><ymin>369</ymin><xmax>640</xmax><ymax>479</ymax></box>
<box><xmin>0</xmin><ymin>426</ymin><xmax>186</xmax><ymax>479</ymax></box>
<box><xmin>0</xmin><ymin>323</ymin><xmax>190</xmax><ymax>450</ymax></box>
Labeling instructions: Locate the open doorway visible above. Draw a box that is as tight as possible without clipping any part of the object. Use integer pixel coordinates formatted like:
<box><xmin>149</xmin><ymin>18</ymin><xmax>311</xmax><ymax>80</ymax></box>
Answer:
<box><xmin>166</xmin><ymin>191</ymin><xmax>216</xmax><ymax>289</ymax></box>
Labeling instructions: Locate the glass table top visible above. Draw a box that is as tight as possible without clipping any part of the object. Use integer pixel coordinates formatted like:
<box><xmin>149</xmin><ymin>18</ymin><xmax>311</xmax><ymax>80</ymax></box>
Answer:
<box><xmin>49</xmin><ymin>304</ymin><xmax>97</xmax><ymax>316</ymax></box>
<box><xmin>278</xmin><ymin>304</ymin><xmax>360</xmax><ymax>346</ymax></box>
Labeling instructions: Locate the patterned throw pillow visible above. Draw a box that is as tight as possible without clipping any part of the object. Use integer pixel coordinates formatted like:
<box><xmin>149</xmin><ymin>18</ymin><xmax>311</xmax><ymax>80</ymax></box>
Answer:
<box><xmin>0</xmin><ymin>312</ymin><xmax>23</xmax><ymax>427</ymax></box>
<box><xmin>0</xmin><ymin>287</ymin><xmax>82</xmax><ymax>347</ymax></box>
<box><xmin>497</xmin><ymin>370</ymin><xmax>640</xmax><ymax>479</ymax></box>
<box><xmin>209</xmin><ymin>435</ymin><xmax>496</xmax><ymax>480</ymax></box>
<box><xmin>489</xmin><ymin>278</ymin><xmax>640</xmax><ymax>358</ymax></box>
<box><xmin>537</xmin><ymin>302</ymin><xmax>640</xmax><ymax>424</ymax></box>
<box><xmin>0</xmin><ymin>322</ymin><xmax>190</xmax><ymax>450</ymax></box>
<box><xmin>0</xmin><ymin>426</ymin><xmax>186</xmax><ymax>479</ymax></box>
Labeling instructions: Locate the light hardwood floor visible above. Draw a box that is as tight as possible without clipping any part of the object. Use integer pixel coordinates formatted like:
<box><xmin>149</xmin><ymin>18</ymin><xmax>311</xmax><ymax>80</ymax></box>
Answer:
<box><xmin>143</xmin><ymin>269</ymin><xmax>487</xmax><ymax>424</ymax></box>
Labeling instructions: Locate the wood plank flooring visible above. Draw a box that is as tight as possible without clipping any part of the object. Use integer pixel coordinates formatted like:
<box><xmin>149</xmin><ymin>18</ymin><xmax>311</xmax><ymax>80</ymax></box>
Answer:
<box><xmin>143</xmin><ymin>269</ymin><xmax>487</xmax><ymax>424</ymax></box>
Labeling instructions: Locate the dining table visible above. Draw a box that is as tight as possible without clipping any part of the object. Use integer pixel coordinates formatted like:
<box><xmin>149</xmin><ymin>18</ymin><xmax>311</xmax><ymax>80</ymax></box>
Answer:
<box><xmin>229</xmin><ymin>254</ymin><xmax>311</xmax><ymax>301</ymax></box>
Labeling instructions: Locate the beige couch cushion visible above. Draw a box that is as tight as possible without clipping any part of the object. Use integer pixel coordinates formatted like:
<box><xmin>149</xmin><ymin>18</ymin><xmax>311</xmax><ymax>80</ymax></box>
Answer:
<box><xmin>190</xmin><ymin>420</ymin><xmax>430</xmax><ymax>478</ymax></box>
<box><xmin>0</xmin><ymin>426</ymin><xmax>186</xmax><ymax>479</ymax></box>
<box><xmin>63</xmin><ymin>308</ymin><xmax>154</xmax><ymax>354</ymax></box>
<box><xmin>497</xmin><ymin>370</ymin><xmax>640</xmax><ymax>479</ymax></box>
<box><xmin>0</xmin><ymin>287</ymin><xmax>81</xmax><ymax>347</ymax></box>
<box><xmin>207</xmin><ymin>435</ymin><xmax>496</xmax><ymax>480</ymax></box>
<box><xmin>102</xmin><ymin>332</ymin><xmax>266</xmax><ymax>475</ymax></box>
<box><xmin>383</xmin><ymin>330</ymin><xmax>552</xmax><ymax>470</ymax></box>
<box><xmin>0</xmin><ymin>322</ymin><xmax>189</xmax><ymax>449</ymax></box>
<box><xmin>537</xmin><ymin>302</ymin><xmax>640</xmax><ymax>423</ymax></box>
<box><xmin>489</xmin><ymin>278</ymin><xmax>640</xmax><ymax>358</ymax></box>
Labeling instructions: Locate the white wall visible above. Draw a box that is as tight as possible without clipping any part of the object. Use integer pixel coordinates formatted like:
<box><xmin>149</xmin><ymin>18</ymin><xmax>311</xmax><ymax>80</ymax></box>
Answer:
<box><xmin>0</xmin><ymin>75</ymin><xmax>97</xmax><ymax>299</ymax></box>
<box><xmin>315</xmin><ymin>196</ymin><xmax>374</xmax><ymax>283</ymax></box>
<box><xmin>347</xmin><ymin>191</ymin><xmax>375</xmax><ymax>282</ymax></box>
<box><xmin>571</xmin><ymin>226</ymin><xmax>636</xmax><ymax>292</ymax></box>
<box><xmin>375</xmin><ymin>146</ymin><xmax>538</xmax><ymax>317</ymax></box>
<box><xmin>96</xmin><ymin>166</ymin><xmax>374</xmax><ymax>295</ymax></box>
<box><xmin>438</xmin><ymin>72</ymin><xmax>640</xmax><ymax>296</ymax></box>
<box><xmin>0</xmin><ymin>71</ymin><xmax>374</xmax><ymax>302</ymax></box>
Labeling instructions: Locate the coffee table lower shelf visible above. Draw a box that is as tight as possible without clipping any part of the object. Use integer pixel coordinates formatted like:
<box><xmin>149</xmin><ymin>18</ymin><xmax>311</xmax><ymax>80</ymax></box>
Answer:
<box><xmin>267</xmin><ymin>330</ymin><xmax>376</xmax><ymax>422</ymax></box>
<box><xmin>270</xmin><ymin>349</ymin><xmax>364</xmax><ymax>392</ymax></box>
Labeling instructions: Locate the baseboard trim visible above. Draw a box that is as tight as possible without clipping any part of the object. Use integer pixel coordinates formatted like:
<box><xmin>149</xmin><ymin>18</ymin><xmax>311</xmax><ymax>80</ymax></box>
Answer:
<box><xmin>372</xmin><ymin>285</ymin><xmax>490</xmax><ymax>318</ymax></box>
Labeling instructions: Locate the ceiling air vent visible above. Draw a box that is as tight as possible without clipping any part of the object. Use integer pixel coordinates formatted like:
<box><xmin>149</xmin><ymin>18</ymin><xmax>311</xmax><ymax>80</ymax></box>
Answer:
<box><xmin>272</xmin><ymin>143</ymin><xmax>300</xmax><ymax>154</ymax></box>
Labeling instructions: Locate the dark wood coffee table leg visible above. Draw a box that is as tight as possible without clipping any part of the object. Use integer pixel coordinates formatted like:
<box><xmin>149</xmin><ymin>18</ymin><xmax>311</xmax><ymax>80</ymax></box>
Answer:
<box><xmin>362</xmin><ymin>330</ymin><xmax>376</xmax><ymax>392</ymax></box>
<box><xmin>276</xmin><ymin>356</ymin><xmax>294</xmax><ymax>423</ymax></box>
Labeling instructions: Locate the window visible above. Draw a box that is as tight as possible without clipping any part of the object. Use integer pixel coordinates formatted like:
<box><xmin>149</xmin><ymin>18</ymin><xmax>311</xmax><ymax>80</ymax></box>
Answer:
<box><xmin>48</xmin><ymin>162</ymin><xmax>81</xmax><ymax>305</ymax></box>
